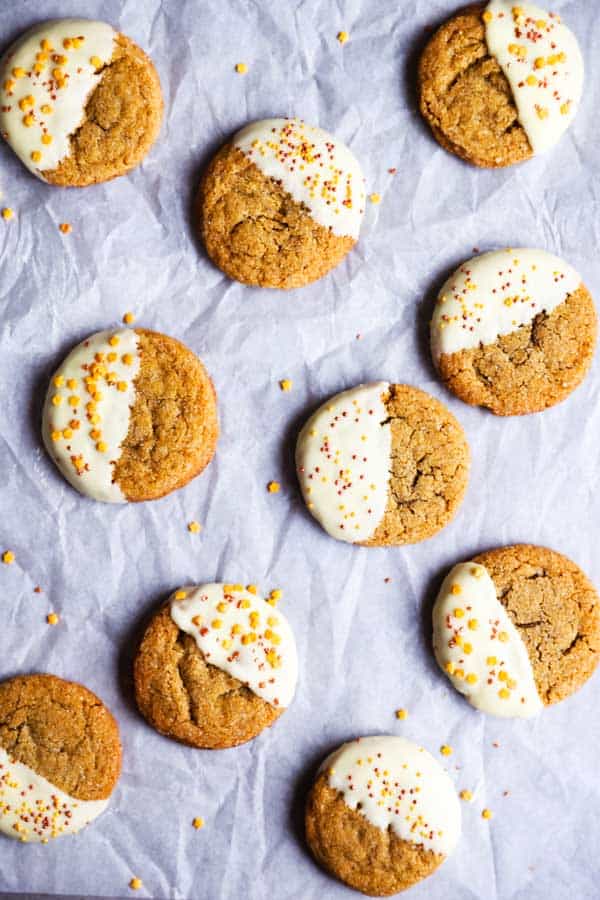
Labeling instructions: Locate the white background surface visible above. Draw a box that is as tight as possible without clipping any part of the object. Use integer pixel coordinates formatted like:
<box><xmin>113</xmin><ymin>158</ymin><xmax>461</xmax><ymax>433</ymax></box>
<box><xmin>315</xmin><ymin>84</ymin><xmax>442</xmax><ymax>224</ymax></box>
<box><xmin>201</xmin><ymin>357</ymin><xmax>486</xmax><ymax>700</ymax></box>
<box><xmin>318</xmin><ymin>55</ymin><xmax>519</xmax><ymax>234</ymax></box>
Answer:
<box><xmin>0</xmin><ymin>1</ymin><xmax>599</xmax><ymax>898</ymax></box>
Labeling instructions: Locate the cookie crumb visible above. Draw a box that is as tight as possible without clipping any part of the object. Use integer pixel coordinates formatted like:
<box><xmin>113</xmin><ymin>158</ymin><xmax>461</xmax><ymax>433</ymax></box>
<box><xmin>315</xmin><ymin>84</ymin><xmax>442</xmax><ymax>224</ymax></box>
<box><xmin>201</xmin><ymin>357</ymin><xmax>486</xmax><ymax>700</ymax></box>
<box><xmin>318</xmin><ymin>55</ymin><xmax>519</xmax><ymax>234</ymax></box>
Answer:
<box><xmin>2</xmin><ymin>207</ymin><xmax>13</xmax><ymax>221</ymax></box>
<box><xmin>34</xmin><ymin>586</ymin><xmax>42</xmax><ymax>593</ymax></box>
<box><xmin>235</xmin><ymin>62</ymin><xmax>248</xmax><ymax>74</ymax></box>
<box><xmin>187</xmin><ymin>520</ymin><xmax>202</xmax><ymax>534</ymax></box>
<box><xmin>337</xmin><ymin>30</ymin><xmax>349</xmax><ymax>45</ymax></box>
<box><xmin>440</xmin><ymin>744</ymin><xmax>453</xmax><ymax>756</ymax></box>
<box><xmin>129</xmin><ymin>878</ymin><xmax>143</xmax><ymax>890</ymax></box>
<box><xmin>279</xmin><ymin>379</ymin><xmax>292</xmax><ymax>392</ymax></box>
<box><xmin>47</xmin><ymin>612</ymin><xmax>59</xmax><ymax>625</ymax></box>
<box><xmin>267</xmin><ymin>481</ymin><xmax>280</xmax><ymax>493</ymax></box>
<box><xmin>395</xmin><ymin>708</ymin><xmax>407</xmax><ymax>720</ymax></box>
<box><xmin>123</xmin><ymin>311</ymin><xmax>135</xmax><ymax>324</ymax></box>
<box><xmin>459</xmin><ymin>789</ymin><xmax>473</xmax><ymax>801</ymax></box>
<box><xmin>2</xmin><ymin>550</ymin><xmax>15</xmax><ymax>564</ymax></box>
<box><xmin>388</xmin><ymin>167</ymin><xmax>397</xmax><ymax>174</ymax></box>
<box><xmin>384</xmin><ymin>577</ymin><xmax>391</xmax><ymax>584</ymax></box>
<box><xmin>481</xmin><ymin>808</ymin><xmax>493</xmax><ymax>820</ymax></box>
<box><xmin>192</xmin><ymin>817</ymin><xmax>204</xmax><ymax>829</ymax></box>
<box><xmin>369</xmin><ymin>193</ymin><xmax>381</xmax><ymax>204</ymax></box>
<box><xmin>59</xmin><ymin>222</ymin><xmax>72</xmax><ymax>234</ymax></box>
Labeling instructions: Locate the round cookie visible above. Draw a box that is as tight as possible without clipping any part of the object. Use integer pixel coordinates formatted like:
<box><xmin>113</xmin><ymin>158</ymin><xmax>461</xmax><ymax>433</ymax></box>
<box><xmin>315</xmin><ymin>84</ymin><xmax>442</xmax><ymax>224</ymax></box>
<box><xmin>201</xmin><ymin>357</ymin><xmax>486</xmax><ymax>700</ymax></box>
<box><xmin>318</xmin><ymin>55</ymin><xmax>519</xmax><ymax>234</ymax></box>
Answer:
<box><xmin>433</xmin><ymin>545</ymin><xmax>600</xmax><ymax>716</ymax></box>
<box><xmin>296</xmin><ymin>382</ymin><xmax>470</xmax><ymax>546</ymax></box>
<box><xmin>42</xmin><ymin>327</ymin><xmax>218</xmax><ymax>503</ymax></box>
<box><xmin>197</xmin><ymin>117</ymin><xmax>366</xmax><ymax>289</ymax></box>
<box><xmin>418</xmin><ymin>3</ymin><xmax>583</xmax><ymax>167</ymax></box>
<box><xmin>134</xmin><ymin>583</ymin><xmax>298</xmax><ymax>749</ymax></box>
<box><xmin>305</xmin><ymin>735</ymin><xmax>461</xmax><ymax>896</ymax></box>
<box><xmin>0</xmin><ymin>673</ymin><xmax>121</xmax><ymax>842</ymax></box>
<box><xmin>0</xmin><ymin>18</ymin><xmax>162</xmax><ymax>186</ymax></box>
<box><xmin>431</xmin><ymin>248</ymin><xmax>597</xmax><ymax>416</ymax></box>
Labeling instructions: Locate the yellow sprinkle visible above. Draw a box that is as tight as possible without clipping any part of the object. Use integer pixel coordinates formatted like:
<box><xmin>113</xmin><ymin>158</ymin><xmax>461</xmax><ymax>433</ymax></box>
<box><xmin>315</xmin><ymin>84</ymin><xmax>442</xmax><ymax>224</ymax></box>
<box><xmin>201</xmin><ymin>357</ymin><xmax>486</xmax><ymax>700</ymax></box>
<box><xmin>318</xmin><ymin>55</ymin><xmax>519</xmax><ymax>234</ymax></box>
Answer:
<box><xmin>231</xmin><ymin>624</ymin><xmax>242</xmax><ymax>635</ymax></box>
<box><xmin>72</xmin><ymin>37</ymin><xmax>84</xmax><ymax>49</ymax></box>
<box><xmin>52</xmin><ymin>67</ymin><xmax>64</xmax><ymax>81</ymax></box>
<box><xmin>90</xmin><ymin>429</ymin><xmax>101</xmax><ymax>441</ymax></box>
<box><xmin>31</xmin><ymin>151</ymin><xmax>42</xmax><ymax>163</ymax></box>
<box><xmin>40</xmin><ymin>39</ymin><xmax>54</xmax><ymax>52</ymax></box>
<box><xmin>536</xmin><ymin>106</ymin><xmax>549</xmax><ymax>120</ymax></box>
<box><xmin>526</xmin><ymin>74</ymin><xmax>538</xmax><ymax>86</ymax></box>
<box><xmin>369</xmin><ymin>193</ymin><xmax>381</xmax><ymax>204</ymax></box>
<box><xmin>498</xmin><ymin>631</ymin><xmax>509</xmax><ymax>643</ymax></box>
<box><xmin>498</xmin><ymin>670</ymin><xmax>509</xmax><ymax>682</ymax></box>
<box><xmin>486</xmin><ymin>655</ymin><xmax>497</xmax><ymax>666</ymax></box>
<box><xmin>12</xmin><ymin>67</ymin><xmax>26</xmax><ymax>78</ymax></box>
<box><xmin>467</xmin><ymin>618</ymin><xmax>479</xmax><ymax>631</ymax></box>
<box><xmin>267</xmin><ymin>616</ymin><xmax>279</xmax><ymax>626</ymax></box>
<box><xmin>192</xmin><ymin>817</ymin><xmax>204</xmax><ymax>830</ymax></box>
<box><xmin>129</xmin><ymin>878</ymin><xmax>143</xmax><ymax>891</ymax></box>
<box><xmin>67</xmin><ymin>378</ymin><xmax>77</xmax><ymax>390</ymax></box>
<box><xmin>123</xmin><ymin>311</ymin><xmax>135</xmax><ymax>324</ymax></box>
<box><xmin>106</xmin><ymin>352</ymin><xmax>117</xmax><ymax>363</ymax></box>
<box><xmin>460</xmin><ymin>789</ymin><xmax>473</xmax><ymax>801</ymax></box>
<box><xmin>41</xmin><ymin>133</ymin><xmax>53</xmax><ymax>145</ymax></box>
<box><xmin>395</xmin><ymin>708</ymin><xmax>408</xmax><ymax>720</ymax></box>
<box><xmin>96</xmin><ymin>441</ymin><xmax>108</xmax><ymax>453</ymax></box>
<box><xmin>498</xmin><ymin>688</ymin><xmax>511</xmax><ymax>700</ymax></box>
<box><xmin>122</xmin><ymin>353</ymin><xmax>134</xmax><ymax>365</ymax></box>
<box><xmin>211</xmin><ymin>619</ymin><xmax>223</xmax><ymax>630</ymax></box>
<box><xmin>466</xmin><ymin>673</ymin><xmax>478</xmax><ymax>685</ymax></box>
<box><xmin>68</xmin><ymin>395</ymin><xmax>80</xmax><ymax>407</ymax></box>
<box><xmin>217</xmin><ymin>602</ymin><xmax>228</xmax><ymax>613</ymax></box>
<box><xmin>534</xmin><ymin>56</ymin><xmax>546</xmax><ymax>69</ymax></box>
<box><xmin>560</xmin><ymin>101</ymin><xmax>571</xmax><ymax>116</ymax></box>
<box><xmin>241</xmin><ymin>633</ymin><xmax>257</xmax><ymax>645</ymax></box>
<box><xmin>267</xmin><ymin>481</ymin><xmax>280</xmax><ymax>493</ymax></box>
<box><xmin>453</xmin><ymin>607</ymin><xmax>464</xmax><ymax>618</ymax></box>
<box><xmin>337</xmin><ymin>30</ymin><xmax>349</xmax><ymax>44</ymax></box>
<box><xmin>235</xmin><ymin>62</ymin><xmax>248</xmax><ymax>74</ymax></box>
<box><xmin>482</xmin><ymin>808</ymin><xmax>493</xmax><ymax>820</ymax></box>
<box><xmin>3</xmin><ymin>79</ymin><xmax>16</xmax><ymax>92</ymax></box>
<box><xmin>62</xmin><ymin>428</ymin><xmax>73</xmax><ymax>439</ymax></box>
<box><xmin>445</xmin><ymin>661</ymin><xmax>455</xmax><ymax>675</ymax></box>
<box><xmin>53</xmin><ymin>54</ymin><xmax>68</xmax><ymax>65</ymax></box>
<box><xmin>22</xmin><ymin>113</ymin><xmax>35</xmax><ymax>127</ymax></box>
<box><xmin>451</xmin><ymin>583</ymin><xmax>462</xmax><ymax>595</ymax></box>
<box><xmin>59</xmin><ymin>223</ymin><xmax>72</xmax><ymax>234</ymax></box>
<box><xmin>47</xmin><ymin>612</ymin><xmax>59</xmax><ymax>626</ymax></box>
<box><xmin>18</xmin><ymin>95</ymin><xmax>34</xmax><ymax>111</ymax></box>
<box><xmin>174</xmin><ymin>590</ymin><xmax>187</xmax><ymax>600</ymax></box>
<box><xmin>246</xmin><ymin>584</ymin><xmax>258</xmax><ymax>595</ymax></box>
<box><xmin>240</xmin><ymin>598</ymin><xmax>251</xmax><ymax>609</ymax></box>
<box><xmin>1</xmin><ymin>207</ymin><xmax>14</xmax><ymax>221</ymax></box>
<box><xmin>109</xmin><ymin>335</ymin><xmax>120</xmax><ymax>347</ymax></box>
<box><xmin>51</xmin><ymin>430</ymin><xmax>62</xmax><ymax>442</ymax></box>
<box><xmin>51</xmin><ymin>394</ymin><xmax>63</xmax><ymax>406</ymax></box>
<box><xmin>454</xmin><ymin>668</ymin><xmax>464</xmax><ymax>680</ymax></box>
<box><xmin>440</xmin><ymin>745</ymin><xmax>453</xmax><ymax>757</ymax></box>
<box><xmin>279</xmin><ymin>379</ymin><xmax>292</xmax><ymax>392</ymax></box>
<box><xmin>221</xmin><ymin>639</ymin><xmax>232</xmax><ymax>650</ymax></box>
<box><xmin>2</xmin><ymin>551</ymin><xmax>15</xmax><ymax>565</ymax></box>
<box><xmin>188</xmin><ymin>520</ymin><xmax>201</xmax><ymax>534</ymax></box>
<box><xmin>482</xmin><ymin>10</ymin><xmax>493</xmax><ymax>22</ymax></box>
<box><xmin>270</xmin><ymin>589</ymin><xmax>282</xmax><ymax>600</ymax></box>
<box><xmin>463</xmin><ymin>642</ymin><xmax>473</xmax><ymax>655</ymax></box>
<box><xmin>90</xmin><ymin>55</ymin><xmax>103</xmax><ymax>69</ymax></box>
<box><xmin>117</xmin><ymin>381</ymin><xmax>128</xmax><ymax>392</ymax></box>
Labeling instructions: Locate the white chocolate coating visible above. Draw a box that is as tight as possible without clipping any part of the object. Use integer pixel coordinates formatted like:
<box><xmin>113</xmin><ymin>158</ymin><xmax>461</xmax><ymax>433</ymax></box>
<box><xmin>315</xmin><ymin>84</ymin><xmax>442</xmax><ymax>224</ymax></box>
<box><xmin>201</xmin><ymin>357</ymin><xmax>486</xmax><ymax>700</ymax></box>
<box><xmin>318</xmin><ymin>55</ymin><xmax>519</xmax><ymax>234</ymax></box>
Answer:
<box><xmin>170</xmin><ymin>584</ymin><xmax>298</xmax><ymax>708</ymax></box>
<box><xmin>484</xmin><ymin>2</ymin><xmax>583</xmax><ymax>154</ymax></box>
<box><xmin>296</xmin><ymin>383</ymin><xmax>391</xmax><ymax>543</ymax></box>
<box><xmin>433</xmin><ymin>562</ymin><xmax>543</xmax><ymax>718</ymax></box>
<box><xmin>233</xmin><ymin>118</ymin><xmax>366</xmax><ymax>239</ymax></box>
<box><xmin>42</xmin><ymin>329</ymin><xmax>141</xmax><ymax>503</ymax></box>
<box><xmin>0</xmin><ymin>746</ymin><xmax>108</xmax><ymax>842</ymax></box>
<box><xmin>0</xmin><ymin>19</ymin><xmax>116</xmax><ymax>180</ymax></box>
<box><xmin>431</xmin><ymin>248</ymin><xmax>581</xmax><ymax>361</ymax></box>
<box><xmin>321</xmin><ymin>736</ymin><xmax>461</xmax><ymax>856</ymax></box>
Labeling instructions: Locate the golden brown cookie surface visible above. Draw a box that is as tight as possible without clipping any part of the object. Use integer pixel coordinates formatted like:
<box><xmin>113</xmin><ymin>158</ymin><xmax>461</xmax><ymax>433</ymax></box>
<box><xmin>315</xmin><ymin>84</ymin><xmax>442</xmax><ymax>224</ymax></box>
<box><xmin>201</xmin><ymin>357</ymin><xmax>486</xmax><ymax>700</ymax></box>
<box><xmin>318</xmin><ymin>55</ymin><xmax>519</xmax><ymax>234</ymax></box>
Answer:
<box><xmin>134</xmin><ymin>602</ymin><xmax>286</xmax><ymax>749</ymax></box>
<box><xmin>418</xmin><ymin>4</ymin><xmax>532</xmax><ymax>168</ymax></box>
<box><xmin>0</xmin><ymin>673</ymin><xmax>121</xmax><ymax>801</ymax></box>
<box><xmin>437</xmin><ymin>285</ymin><xmax>597</xmax><ymax>416</ymax></box>
<box><xmin>364</xmin><ymin>384</ymin><xmax>470</xmax><ymax>546</ymax></box>
<box><xmin>473</xmin><ymin>545</ymin><xmax>600</xmax><ymax>705</ymax></box>
<box><xmin>44</xmin><ymin>34</ymin><xmax>163</xmax><ymax>187</ymax></box>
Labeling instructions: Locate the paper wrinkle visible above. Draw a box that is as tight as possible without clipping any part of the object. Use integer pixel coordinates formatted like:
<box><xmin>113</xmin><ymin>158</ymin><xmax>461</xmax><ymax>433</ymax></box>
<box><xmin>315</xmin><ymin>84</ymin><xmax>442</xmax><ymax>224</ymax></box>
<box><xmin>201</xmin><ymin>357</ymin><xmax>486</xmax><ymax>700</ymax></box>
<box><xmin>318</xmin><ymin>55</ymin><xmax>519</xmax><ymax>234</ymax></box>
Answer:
<box><xmin>0</xmin><ymin>0</ymin><xmax>599</xmax><ymax>898</ymax></box>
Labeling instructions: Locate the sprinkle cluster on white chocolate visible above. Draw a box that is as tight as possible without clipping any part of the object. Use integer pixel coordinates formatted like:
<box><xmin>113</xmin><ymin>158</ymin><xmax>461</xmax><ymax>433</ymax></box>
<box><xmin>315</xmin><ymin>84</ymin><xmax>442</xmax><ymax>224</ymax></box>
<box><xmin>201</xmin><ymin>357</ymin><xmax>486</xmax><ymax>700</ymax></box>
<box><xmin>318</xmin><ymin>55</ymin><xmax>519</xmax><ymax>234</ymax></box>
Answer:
<box><xmin>321</xmin><ymin>736</ymin><xmax>461</xmax><ymax>856</ymax></box>
<box><xmin>233</xmin><ymin>118</ymin><xmax>366</xmax><ymax>239</ymax></box>
<box><xmin>431</xmin><ymin>248</ymin><xmax>581</xmax><ymax>361</ymax></box>
<box><xmin>432</xmin><ymin>562</ymin><xmax>543</xmax><ymax>718</ymax></box>
<box><xmin>484</xmin><ymin>2</ymin><xmax>583</xmax><ymax>154</ymax></box>
<box><xmin>0</xmin><ymin>19</ymin><xmax>116</xmax><ymax>179</ymax></box>
<box><xmin>295</xmin><ymin>383</ymin><xmax>391</xmax><ymax>544</ymax></box>
<box><xmin>42</xmin><ymin>329</ymin><xmax>141</xmax><ymax>503</ymax></box>
<box><xmin>0</xmin><ymin>746</ymin><xmax>108</xmax><ymax>843</ymax></box>
<box><xmin>170</xmin><ymin>584</ymin><xmax>298</xmax><ymax>708</ymax></box>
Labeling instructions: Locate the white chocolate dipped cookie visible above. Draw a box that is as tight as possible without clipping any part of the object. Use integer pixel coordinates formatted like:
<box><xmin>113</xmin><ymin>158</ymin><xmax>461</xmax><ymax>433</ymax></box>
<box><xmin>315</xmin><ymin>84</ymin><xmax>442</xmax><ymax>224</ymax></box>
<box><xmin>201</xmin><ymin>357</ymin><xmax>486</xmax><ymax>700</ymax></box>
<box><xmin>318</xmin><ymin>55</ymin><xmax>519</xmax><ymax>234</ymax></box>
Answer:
<box><xmin>42</xmin><ymin>328</ymin><xmax>218</xmax><ymax>503</ymax></box>
<box><xmin>418</xmin><ymin>3</ymin><xmax>583</xmax><ymax>168</ymax></box>
<box><xmin>0</xmin><ymin>18</ymin><xmax>162</xmax><ymax>186</ymax></box>
<box><xmin>433</xmin><ymin>546</ymin><xmax>600</xmax><ymax>715</ymax></box>
<box><xmin>296</xmin><ymin>383</ymin><xmax>470</xmax><ymax>546</ymax></box>
<box><xmin>306</xmin><ymin>735</ymin><xmax>461</xmax><ymax>895</ymax></box>
<box><xmin>0</xmin><ymin>674</ymin><xmax>121</xmax><ymax>843</ymax></box>
<box><xmin>197</xmin><ymin>117</ymin><xmax>366</xmax><ymax>288</ymax></box>
<box><xmin>134</xmin><ymin>583</ymin><xmax>298</xmax><ymax>748</ymax></box>
<box><xmin>431</xmin><ymin>248</ymin><xmax>596</xmax><ymax>415</ymax></box>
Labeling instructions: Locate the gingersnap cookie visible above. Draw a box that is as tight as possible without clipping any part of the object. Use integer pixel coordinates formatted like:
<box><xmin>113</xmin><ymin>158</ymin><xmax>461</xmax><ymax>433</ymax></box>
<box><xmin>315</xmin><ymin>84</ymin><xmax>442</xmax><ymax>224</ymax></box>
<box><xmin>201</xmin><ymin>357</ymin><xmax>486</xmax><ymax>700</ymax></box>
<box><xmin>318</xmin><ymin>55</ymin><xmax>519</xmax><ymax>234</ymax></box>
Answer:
<box><xmin>0</xmin><ymin>673</ymin><xmax>121</xmax><ymax>842</ymax></box>
<box><xmin>0</xmin><ymin>18</ymin><xmax>162</xmax><ymax>186</ymax></box>
<box><xmin>197</xmin><ymin>117</ymin><xmax>366</xmax><ymax>288</ymax></box>
<box><xmin>134</xmin><ymin>583</ymin><xmax>298</xmax><ymax>749</ymax></box>
<box><xmin>42</xmin><ymin>328</ymin><xmax>218</xmax><ymax>502</ymax></box>
<box><xmin>306</xmin><ymin>736</ymin><xmax>461</xmax><ymax>896</ymax></box>
<box><xmin>431</xmin><ymin>248</ymin><xmax>596</xmax><ymax>416</ymax></box>
<box><xmin>418</xmin><ymin>3</ymin><xmax>583</xmax><ymax>167</ymax></box>
<box><xmin>296</xmin><ymin>382</ymin><xmax>470</xmax><ymax>546</ymax></box>
<box><xmin>433</xmin><ymin>545</ymin><xmax>600</xmax><ymax>717</ymax></box>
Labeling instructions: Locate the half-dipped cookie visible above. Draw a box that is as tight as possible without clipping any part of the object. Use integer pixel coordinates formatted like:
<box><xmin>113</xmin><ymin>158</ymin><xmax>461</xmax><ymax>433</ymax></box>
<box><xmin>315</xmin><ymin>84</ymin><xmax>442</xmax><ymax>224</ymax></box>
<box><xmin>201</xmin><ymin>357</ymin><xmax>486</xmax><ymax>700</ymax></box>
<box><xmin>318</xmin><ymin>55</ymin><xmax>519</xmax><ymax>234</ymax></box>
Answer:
<box><xmin>42</xmin><ymin>328</ymin><xmax>218</xmax><ymax>502</ymax></box>
<box><xmin>134</xmin><ymin>583</ymin><xmax>298</xmax><ymax>749</ymax></box>
<box><xmin>197</xmin><ymin>117</ymin><xmax>366</xmax><ymax>288</ymax></box>
<box><xmin>296</xmin><ymin>383</ymin><xmax>470</xmax><ymax>545</ymax></box>
<box><xmin>433</xmin><ymin>545</ymin><xmax>600</xmax><ymax>716</ymax></box>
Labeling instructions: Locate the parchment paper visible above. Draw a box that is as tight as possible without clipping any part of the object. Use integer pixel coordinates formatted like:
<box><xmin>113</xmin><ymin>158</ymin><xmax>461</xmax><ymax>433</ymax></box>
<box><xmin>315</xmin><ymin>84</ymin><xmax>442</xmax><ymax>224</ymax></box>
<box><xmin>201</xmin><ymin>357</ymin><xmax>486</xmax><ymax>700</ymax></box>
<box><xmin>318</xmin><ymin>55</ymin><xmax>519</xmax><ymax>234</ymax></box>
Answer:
<box><xmin>1</xmin><ymin>1</ymin><xmax>599</xmax><ymax>898</ymax></box>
